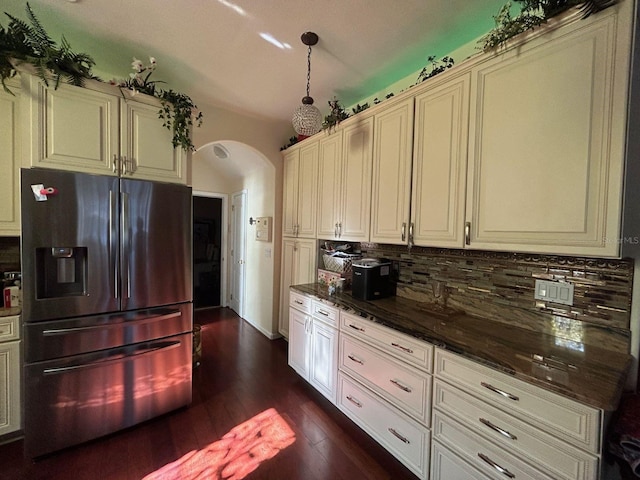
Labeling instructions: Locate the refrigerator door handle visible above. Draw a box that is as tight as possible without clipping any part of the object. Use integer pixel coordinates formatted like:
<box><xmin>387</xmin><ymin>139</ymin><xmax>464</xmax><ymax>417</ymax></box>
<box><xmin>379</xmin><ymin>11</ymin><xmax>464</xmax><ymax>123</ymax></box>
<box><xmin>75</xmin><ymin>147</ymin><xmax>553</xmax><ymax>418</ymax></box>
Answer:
<box><xmin>121</xmin><ymin>191</ymin><xmax>131</xmax><ymax>299</ymax></box>
<box><xmin>41</xmin><ymin>310</ymin><xmax>182</xmax><ymax>336</ymax></box>
<box><xmin>42</xmin><ymin>340</ymin><xmax>182</xmax><ymax>375</ymax></box>
<box><xmin>109</xmin><ymin>190</ymin><xmax>119</xmax><ymax>299</ymax></box>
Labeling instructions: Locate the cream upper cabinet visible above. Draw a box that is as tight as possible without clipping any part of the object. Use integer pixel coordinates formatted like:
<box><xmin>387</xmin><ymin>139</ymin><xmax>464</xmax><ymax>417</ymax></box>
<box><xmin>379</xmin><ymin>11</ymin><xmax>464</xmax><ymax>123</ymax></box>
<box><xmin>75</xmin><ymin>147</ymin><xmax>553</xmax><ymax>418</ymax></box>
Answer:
<box><xmin>411</xmin><ymin>73</ymin><xmax>470</xmax><ymax>248</ymax></box>
<box><xmin>465</xmin><ymin>10</ymin><xmax>629</xmax><ymax>257</ymax></box>
<box><xmin>120</xmin><ymin>98</ymin><xmax>186</xmax><ymax>183</ymax></box>
<box><xmin>317</xmin><ymin>132</ymin><xmax>343</xmax><ymax>239</ymax></box>
<box><xmin>341</xmin><ymin>117</ymin><xmax>374</xmax><ymax>241</ymax></box>
<box><xmin>0</xmin><ymin>83</ymin><xmax>22</xmax><ymax>236</ymax></box>
<box><xmin>370</xmin><ymin>98</ymin><xmax>414</xmax><ymax>245</ymax></box>
<box><xmin>317</xmin><ymin>117</ymin><xmax>374</xmax><ymax>241</ymax></box>
<box><xmin>24</xmin><ymin>75</ymin><xmax>119</xmax><ymax>175</ymax></box>
<box><xmin>282</xmin><ymin>143</ymin><xmax>318</xmax><ymax>238</ymax></box>
<box><xmin>23</xmin><ymin>75</ymin><xmax>186</xmax><ymax>184</ymax></box>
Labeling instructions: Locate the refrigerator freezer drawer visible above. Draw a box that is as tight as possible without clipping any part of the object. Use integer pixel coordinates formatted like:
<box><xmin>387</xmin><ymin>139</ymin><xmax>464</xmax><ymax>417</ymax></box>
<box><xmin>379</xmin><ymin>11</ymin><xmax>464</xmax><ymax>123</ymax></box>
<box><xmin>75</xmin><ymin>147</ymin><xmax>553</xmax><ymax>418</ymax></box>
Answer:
<box><xmin>24</xmin><ymin>332</ymin><xmax>192</xmax><ymax>458</ymax></box>
<box><xmin>24</xmin><ymin>304</ymin><xmax>192</xmax><ymax>362</ymax></box>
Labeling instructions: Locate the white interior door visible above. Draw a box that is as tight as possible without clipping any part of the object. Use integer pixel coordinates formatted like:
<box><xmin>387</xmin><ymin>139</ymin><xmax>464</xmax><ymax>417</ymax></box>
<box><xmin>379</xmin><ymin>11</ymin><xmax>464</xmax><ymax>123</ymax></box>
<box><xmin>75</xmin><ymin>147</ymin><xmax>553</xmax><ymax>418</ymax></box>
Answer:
<box><xmin>230</xmin><ymin>190</ymin><xmax>246</xmax><ymax>316</ymax></box>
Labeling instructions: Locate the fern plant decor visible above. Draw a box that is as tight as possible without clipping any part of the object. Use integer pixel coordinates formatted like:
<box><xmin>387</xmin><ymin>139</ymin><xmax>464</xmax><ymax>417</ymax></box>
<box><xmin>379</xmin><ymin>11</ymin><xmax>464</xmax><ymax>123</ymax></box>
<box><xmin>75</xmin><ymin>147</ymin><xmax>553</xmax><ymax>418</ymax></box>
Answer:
<box><xmin>480</xmin><ymin>0</ymin><xmax>619</xmax><ymax>51</ymax></box>
<box><xmin>0</xmin><ymin>2</ymin><xmax>97</xmax><ymax>93</ymax></box>
<box><xmin>1</xmin><ymin>3</ymin><xmax>203</xmax><ymax>152</ymax></box>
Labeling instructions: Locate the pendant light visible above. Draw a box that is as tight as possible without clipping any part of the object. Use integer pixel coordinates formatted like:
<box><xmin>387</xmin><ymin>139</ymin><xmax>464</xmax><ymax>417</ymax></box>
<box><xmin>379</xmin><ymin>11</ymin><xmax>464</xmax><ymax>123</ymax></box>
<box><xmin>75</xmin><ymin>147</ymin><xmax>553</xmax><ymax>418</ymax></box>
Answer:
<box><xmin>292</xmin><ymin>31</ymin><xmax>322</xmax><ymax>138</ymax></box>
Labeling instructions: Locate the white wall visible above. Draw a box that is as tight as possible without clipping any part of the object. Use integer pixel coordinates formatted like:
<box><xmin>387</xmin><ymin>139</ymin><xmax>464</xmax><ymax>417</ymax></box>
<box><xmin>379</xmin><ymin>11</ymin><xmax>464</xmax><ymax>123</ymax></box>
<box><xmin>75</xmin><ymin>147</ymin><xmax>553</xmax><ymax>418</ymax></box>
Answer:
<box><xmin>190</xmin><ymin>103</ymin><xmax>292</xmax><ymax>338</ymax></box>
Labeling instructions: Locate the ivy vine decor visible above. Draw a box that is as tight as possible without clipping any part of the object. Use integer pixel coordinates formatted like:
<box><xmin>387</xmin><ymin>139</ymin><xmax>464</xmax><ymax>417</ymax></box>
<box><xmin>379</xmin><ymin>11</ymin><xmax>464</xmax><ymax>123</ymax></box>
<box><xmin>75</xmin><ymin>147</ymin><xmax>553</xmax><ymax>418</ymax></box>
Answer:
<box><xmin>480</xmin><ymin>0</ymin><xmax>619</xmax><ymax>51</ymax></box>
<box><xmin>322</xmin><ymin>97</ymin><xmax>350</xmax><ymax>132</ymax></box>
<box><xmin>416</xmin><ymin>55</ymin><xmax>454</xmax><ymax>83</ymax></box>
<box><xmin>111</xmin><ymin>57</ymin><xmax>203</xmax><ymax>151</ymax></box>
<box><xmin>0</xmin><ymin>3</ymin><xmax>203</xmax><ymax>151</ymax></box>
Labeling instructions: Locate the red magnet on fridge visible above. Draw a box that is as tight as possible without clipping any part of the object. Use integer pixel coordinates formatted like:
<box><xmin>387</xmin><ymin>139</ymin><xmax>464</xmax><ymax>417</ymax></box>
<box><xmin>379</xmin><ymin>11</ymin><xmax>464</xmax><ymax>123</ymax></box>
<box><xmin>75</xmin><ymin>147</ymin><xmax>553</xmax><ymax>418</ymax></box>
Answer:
<box><xmin>40</xmin><ymin>187</ymin><xmax>58</xmax><ymax>196</ymax></box>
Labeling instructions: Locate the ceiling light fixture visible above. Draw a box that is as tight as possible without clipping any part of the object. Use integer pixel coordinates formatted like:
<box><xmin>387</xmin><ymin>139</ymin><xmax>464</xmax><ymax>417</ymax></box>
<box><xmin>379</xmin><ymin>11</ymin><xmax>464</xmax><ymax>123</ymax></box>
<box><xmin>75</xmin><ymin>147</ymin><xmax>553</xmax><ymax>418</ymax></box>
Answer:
<box><xmin>292</xmin><ymin>32</ymin><xmax>322</xmax><ymax>139</ymax></box>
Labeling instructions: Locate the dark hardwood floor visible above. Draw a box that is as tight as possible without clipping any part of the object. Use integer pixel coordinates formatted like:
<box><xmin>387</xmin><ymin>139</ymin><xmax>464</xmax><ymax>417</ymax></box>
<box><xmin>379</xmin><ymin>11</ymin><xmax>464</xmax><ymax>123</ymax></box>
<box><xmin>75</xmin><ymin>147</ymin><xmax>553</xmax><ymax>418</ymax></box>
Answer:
<box><xmin>0</xmin><ymin>308</ymin><xmax>418</xmax><ymax>480</ymax></box>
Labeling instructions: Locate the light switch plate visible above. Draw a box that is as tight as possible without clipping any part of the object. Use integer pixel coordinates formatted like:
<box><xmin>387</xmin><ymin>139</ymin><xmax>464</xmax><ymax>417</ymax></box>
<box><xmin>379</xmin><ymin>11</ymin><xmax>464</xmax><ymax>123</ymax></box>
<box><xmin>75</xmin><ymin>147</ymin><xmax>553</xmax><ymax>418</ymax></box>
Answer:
<box><xmin>534</xmin><ymin>279</ymin><xmax>574</xmax><ymax>306</ymax></box>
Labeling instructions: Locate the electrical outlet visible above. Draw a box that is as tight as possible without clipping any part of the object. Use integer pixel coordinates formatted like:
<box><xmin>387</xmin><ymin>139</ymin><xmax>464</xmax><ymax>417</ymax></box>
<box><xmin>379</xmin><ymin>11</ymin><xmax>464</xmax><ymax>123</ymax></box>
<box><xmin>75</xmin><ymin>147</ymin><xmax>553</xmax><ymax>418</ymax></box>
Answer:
<box><xmin>534</xmin><ymin>279</ymin><xmax>574</xmax><ymax>306</ymax></box>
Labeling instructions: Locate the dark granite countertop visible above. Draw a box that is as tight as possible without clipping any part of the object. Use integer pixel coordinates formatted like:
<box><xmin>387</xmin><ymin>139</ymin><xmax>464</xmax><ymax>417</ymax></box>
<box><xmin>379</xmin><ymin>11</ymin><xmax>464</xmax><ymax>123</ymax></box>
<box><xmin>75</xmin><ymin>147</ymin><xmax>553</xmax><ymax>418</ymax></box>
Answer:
<box><xmin>292</xmin><ymin>283</ymin><xmax>632</xmax><ymax>411</ymax></box>
<box><xmin>0</xmin><ymin>307</ymin><xmax>20</xmax><ymax>317</ymax></box>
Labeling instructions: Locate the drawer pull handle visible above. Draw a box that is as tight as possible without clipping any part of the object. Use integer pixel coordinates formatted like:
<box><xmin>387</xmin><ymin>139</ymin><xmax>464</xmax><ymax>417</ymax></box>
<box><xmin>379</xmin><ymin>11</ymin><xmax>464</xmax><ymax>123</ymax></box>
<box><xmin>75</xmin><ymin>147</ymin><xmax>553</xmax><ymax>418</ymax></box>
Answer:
<box><xmin>348</xmin><ymin>354</ymin><xmax>364</xmax><ymax>365</ymax></box>
<box><xmin>388</xmin><ymin>428</ymin><xmax>410</xmax><ymax>444</ymax></box>
<box><xmin>479</xmin><ymin>418</ymin><xmax>517</xmax><ymax>440</ymax></box>
<box><xmin>346</xmin><ymin>395</ymin><xmax>362</xmax><ymax>408</ymax></box>
<box><xmin>294</xmin><ymin>300</ymin><xmax>304</xmax><ymax>305</ymax></box>
<box><xmin>317</xmin><ymin>310</ymin><xmax>330</xmax><ymax>317</ymax></box>
<box><xmin>391</xmin><ymin>342</ymin><xmax>414</xmax><ymax>354</ymax></box>
<box><xmin>349</xmin><ymin>324</ymin><xmax>365</xmax><ymax>332</ymax></box>
<box><xmin>477</xmin><ymin>453</ymin><xmax>515</xmax><ymax>479</ymax></box>
<box><xmin>481</xmin><ymin>382</ymin><xmax>519</xmax><ymax>401</ymax></box>
<box><xmin>390</xmin><ymin>379</ymin><xmax>412</xmax><ymax>393</ymax></box>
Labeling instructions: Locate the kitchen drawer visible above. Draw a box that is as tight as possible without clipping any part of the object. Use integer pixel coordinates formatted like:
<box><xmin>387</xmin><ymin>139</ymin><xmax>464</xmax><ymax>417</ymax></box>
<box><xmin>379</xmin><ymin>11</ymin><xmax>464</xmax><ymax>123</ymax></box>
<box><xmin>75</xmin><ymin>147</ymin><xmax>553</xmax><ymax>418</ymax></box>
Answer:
<box><xmin>434</xmin><ymin>348</ymin><xmax>601</xmax><ymax>453</ymax></box>
<box><xmin>433</xmin><ymin>411</ymin><xmax>556</xmax><ymax>480</ymax></box>
<box><xmin>431</xmin><ymin>441</ymin><xmax>491</xmax><ymax>480</ymax></box>
<box><xmin>433</xmin><ymin>379</ymin><xmax>598</xmax><ymax>480</ymax></box>
<box><xmin>337</xmin><ymin>372</ymin><xmax>430</xmax><ymax>480</ymax></box>
<box><xmin>341</xmin><ymin>311</ymin><xmax>433</xmax><ymax>372</ymax></box>
<box><xmin>290</xmin><ymin>290</ymin><xmax>312</xmax><ymax>314</ymax></box>
<box><xmin>0</xmin><ymin>315</ymin><xmax>19</xmax><ymax>343</ymax></box>
<box><xmin>340</xmin><ymin>334</ymin><xmax>431</xmax><ymax>426</ymax></box>
<box><xmin>311</xmin><ymin>300</ymin><xmax>339</xmax><ymax>327</ymax></box>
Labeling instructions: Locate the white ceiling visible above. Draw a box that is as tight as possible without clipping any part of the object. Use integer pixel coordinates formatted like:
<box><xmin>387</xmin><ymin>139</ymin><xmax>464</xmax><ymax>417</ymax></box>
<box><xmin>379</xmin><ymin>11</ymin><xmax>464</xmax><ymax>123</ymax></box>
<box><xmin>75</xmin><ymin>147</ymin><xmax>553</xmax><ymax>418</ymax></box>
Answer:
<box><xmin>3</xmin><ymin>0</ymin><xmax>506</xmax><ymax>124</ymax></box>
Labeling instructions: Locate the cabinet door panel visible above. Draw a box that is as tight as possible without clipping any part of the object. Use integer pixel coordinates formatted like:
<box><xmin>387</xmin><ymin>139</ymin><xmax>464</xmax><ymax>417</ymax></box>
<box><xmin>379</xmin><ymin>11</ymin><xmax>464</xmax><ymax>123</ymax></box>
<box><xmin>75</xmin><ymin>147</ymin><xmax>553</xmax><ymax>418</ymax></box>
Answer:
<box><xmin>297</xmin><ymin>143</ymin><xmax>319</xmax><ymax>238</ymax></box>
<box><xmin>288</xmin><ymin>307</ymin><xmax>310</xmax><ymax>379</ymax></box>
<box><xmin>0</xmin><ymin>87</ymin><xmax>21</xmax><ymax>235</ymax></box>
<box><xmin>278</xmin><ymin>239</ymin><xmax>296</xmax><ymax>338</ymax></box>
<box><xmin>282</xmin><ymin>150</ymin><xmax>299</xmax><ymax>237</ymax></box>
<box><xmin>371</xmin><ymin>99</ymin><xmax>413</xmax><ymax>244</ymax></box>
<box><xmin>294</xmin><ymin>238</ymin><xmax>316</xmax><ymax>285</ymax></box>
<box><xmin>27</xmin><ymin>78</ymin><xmax>118</xmax><ymax>175</ymax></box>
<box><xmin>310</xmin><ymin>320</ymin><xmax>338</xmax><ymax>403</ymax></box>
<box><xmin>341</xmin><ymin>117</ymin><xmax>373</xmax><ymax>241</ymax></box>
<box><xmin>317</xmin><ymin>133</ymin><xmax>343</xmax><ymax>239</ymax></box>
<box><xmin>0</xmin><ymin>340</ymin><xmax>21</xmax><ymax>437</ymax></box>
<box><xmin>122</xmin><ymin>100</ymin><xmax>185</xmax><ymax>183</ymax></box>
<box><xmin>466</xmin><ymin>14</ymin><xmax>623</xmax><ymax>256</ymax></box>
<box><xmin>412</xmin><ymin>74</ymin><xmax>469</xmax><ymax>248</ymax></box>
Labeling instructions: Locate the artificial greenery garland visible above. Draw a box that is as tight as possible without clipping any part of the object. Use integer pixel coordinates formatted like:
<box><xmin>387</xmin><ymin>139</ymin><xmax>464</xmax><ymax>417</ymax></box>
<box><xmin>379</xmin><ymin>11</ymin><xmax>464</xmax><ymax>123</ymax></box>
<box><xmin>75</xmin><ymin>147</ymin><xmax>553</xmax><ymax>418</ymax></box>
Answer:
<box><xmin>480</xmin><ymin>0</ymin><xmax>618</xmax><ymax>51</ymax></box>
<box><xmin>0</xmin><ymin>3</ymin><xmax>202</xmax><ymax>152</ymax></box>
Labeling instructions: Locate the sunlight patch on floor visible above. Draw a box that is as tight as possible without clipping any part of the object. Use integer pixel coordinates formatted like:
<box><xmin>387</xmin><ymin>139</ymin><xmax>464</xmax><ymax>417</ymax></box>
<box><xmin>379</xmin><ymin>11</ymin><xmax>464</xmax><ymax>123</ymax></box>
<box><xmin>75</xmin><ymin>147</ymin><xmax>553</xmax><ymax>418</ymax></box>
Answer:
<box><xmin>142</xmin><ymin>408</ymin><xmax>296</xmax><ymax>480</ymax></box>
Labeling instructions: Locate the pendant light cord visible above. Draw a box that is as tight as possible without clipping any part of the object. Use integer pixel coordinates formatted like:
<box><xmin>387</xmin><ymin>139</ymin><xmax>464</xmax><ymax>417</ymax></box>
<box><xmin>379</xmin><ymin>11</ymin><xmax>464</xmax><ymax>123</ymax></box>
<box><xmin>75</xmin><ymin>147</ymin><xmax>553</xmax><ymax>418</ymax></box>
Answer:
<box><xmin>306</xmin><ymin>45</ymin><xmax>312</xmax><ymax>97</ymax></box>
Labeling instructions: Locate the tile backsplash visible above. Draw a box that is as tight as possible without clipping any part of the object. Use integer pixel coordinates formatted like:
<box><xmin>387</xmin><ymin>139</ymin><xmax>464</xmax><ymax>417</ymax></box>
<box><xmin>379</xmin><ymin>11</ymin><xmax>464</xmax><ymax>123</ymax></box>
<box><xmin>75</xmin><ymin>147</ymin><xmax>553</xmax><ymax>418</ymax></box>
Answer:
<box><xmin>0</xmin><ymin>237</ymin><xmax>20</xmax><ymax>273</ymax></box>
<box><xmin>361</xmin><ymin>244</ymin><xmax>634</xmax><ymax>353</ymax></box>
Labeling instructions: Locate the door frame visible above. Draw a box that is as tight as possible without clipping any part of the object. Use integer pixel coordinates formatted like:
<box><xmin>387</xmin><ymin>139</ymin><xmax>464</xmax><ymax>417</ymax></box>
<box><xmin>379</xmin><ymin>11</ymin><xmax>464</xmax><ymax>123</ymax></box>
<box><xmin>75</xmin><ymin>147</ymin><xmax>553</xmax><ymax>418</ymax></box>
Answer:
<box><xmin>193</xmin><ymin>190</ymin><xmax>228</xmax><ymax>308</ymax></box>
<box><xmin>230</xmin><ymin>189</ymin><xmax>247</xmax><ymax>317</ymax></box>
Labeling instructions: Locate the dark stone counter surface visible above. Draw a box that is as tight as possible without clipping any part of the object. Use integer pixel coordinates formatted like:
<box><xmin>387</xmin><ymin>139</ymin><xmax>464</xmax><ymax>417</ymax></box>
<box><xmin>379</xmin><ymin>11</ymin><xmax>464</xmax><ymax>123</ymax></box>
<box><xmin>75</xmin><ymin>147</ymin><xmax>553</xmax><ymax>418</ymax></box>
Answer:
<box><xmin>0</xmin><ymin>307</ymin><xmax>20</xmax><ymax>317</ymax></box>
<box><xmin>292</xmin><ymin>283</ymin><xmax>632</xmax><ymax>411</ymax></box>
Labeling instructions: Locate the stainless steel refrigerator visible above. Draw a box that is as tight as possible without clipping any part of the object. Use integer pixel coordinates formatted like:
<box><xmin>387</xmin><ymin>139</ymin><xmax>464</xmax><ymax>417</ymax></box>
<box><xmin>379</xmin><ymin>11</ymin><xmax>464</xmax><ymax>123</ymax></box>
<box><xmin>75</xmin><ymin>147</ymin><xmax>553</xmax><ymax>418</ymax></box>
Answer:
<box><xmin>20</xmin><ymin>168</ymin><xmax>193</xmax><ymax>458</ymax></box>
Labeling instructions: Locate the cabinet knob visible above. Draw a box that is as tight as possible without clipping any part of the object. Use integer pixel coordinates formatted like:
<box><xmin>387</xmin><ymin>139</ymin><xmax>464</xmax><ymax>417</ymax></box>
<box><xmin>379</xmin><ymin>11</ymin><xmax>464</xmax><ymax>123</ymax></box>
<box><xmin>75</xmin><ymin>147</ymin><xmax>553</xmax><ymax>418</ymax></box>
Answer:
<box><xmin>465</xmin><ymin>222</ymin><xmax>471</xmax><ymax>246</ymax></box>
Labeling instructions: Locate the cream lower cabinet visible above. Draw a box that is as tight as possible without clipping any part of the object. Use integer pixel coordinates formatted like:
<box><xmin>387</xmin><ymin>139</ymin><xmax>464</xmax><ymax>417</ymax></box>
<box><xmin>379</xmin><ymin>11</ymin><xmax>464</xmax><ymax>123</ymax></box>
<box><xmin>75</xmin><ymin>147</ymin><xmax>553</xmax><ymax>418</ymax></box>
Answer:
<box><xmin>288</xmin><ymin>298</ymin><xmax>339</xmax><ymax>404</ymax></box>
<box><xmin>282</xmin><ymin>143</ymin><xmax>318</xmax><ymax>238</ymax></box>
<box><xmin>465</xmin><ymin>9</ymin><xmax>631</xmax><ymax>257</ymax></box>
<box><xmin>278</xmin><ymin>238</ymin><xmax>316</xmax><ymax>338</ymax></box>
<box><xmin>432</xmin><ymin>348</ymin><xmax>602</xmax><ymax>480</ymax></box>
<box><xmin>0</xmin><ymin>315</ymin><xmax>21</xmax><ymax>438</ymax></box>
<box><xmin>338</xmin><ymin>311</ymin><xmax>432</xmax><ymax>479</ymax></box>
<box><xmin>317</xmin><ymin>116</ymin><xmax>374</xmax><ymax>242</ymax></box>
<box><xmin>23</xmin><ymin>75</ymin><xmax>186</xmax><ymax>183</ymax></box>
<box><xmin>0</xmin><ymin>83</ymin><xmax>21</xmax><ymax>236</ymax></box>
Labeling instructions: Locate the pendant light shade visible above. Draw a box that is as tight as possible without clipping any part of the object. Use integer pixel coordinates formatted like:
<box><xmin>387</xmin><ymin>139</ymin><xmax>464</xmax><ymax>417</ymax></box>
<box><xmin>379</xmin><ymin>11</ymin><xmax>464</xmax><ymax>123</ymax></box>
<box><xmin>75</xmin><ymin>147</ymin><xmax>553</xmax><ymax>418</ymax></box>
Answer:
<box><xmin>292</xmin><ymin>32</ymin><xmax>322</xmax><ymax>137</ymax></box>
